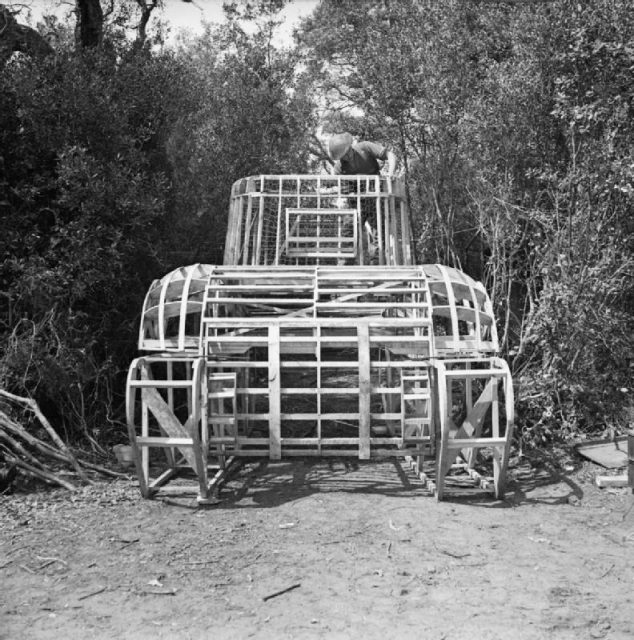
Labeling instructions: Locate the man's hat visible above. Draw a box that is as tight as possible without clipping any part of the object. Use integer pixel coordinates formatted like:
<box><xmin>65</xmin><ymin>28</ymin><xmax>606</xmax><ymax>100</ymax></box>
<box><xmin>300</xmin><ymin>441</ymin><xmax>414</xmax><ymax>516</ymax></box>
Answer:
<box><xmin>328</xmin><ymin>132</ymin><xmax>353</xmax><ymax>161</ymax></box>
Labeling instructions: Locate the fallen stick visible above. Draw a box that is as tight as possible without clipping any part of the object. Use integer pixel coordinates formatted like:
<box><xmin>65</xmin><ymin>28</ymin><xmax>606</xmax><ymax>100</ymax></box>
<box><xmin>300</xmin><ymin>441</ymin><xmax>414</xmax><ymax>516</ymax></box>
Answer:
<box><xmin>3</xmin><ymin>453</ymin><xmax>77</xmax><ymax>491</ymax></box>
<box><xmin>433</xmin><ymin>542</ymin><xmax>470</xmax><ymax>559</ymax></box>
<box><xmin>79</xmin><ymin>461</ymin><xmax>129</xmax><ymax>478</ymax></box>
<box><xmin>2</xmin><ymin>419</ymin><xmax>125</xmax><ymax>479</ymax></box>
<box><xmin>78</xmin><ymin>586</ymin><xmax>107</xmax><ymax>601</ymax></box>
<box><xmin>19</xmin><ymin>564</ymin><xmax>36</xmax><ymax>574</ymax></box>
<box><xmin>262</xmin><ymin>583</ymin><xmax>301</xmax><ymax>602</ymax></box>
<box><xmin>599</xmin><ymin>564</ymin><xmax>614</xmax><ymax>579</ymax></box>
<box><xmin>36</xmin><ymin>556</ymin><xmax>67</xmax><ymax>566</ymax></box>
<box><xmin>1</xmin><ymin>415</ymin><xmax>64</xmax><ymax>459</ymax></box>
<box><xmin>439</xmin><ymin>549</ymin><xmax>471</xmax><ymax>559</ymax></box>
<box><xmin>116</xmin><ymin>538</ymin><xmax>139</xmax><ymax>548</ymax></box>
<box><xmin>0</xmin><ymin>432</ymin><xmax>49</xmax><ymax>472</ymax></box>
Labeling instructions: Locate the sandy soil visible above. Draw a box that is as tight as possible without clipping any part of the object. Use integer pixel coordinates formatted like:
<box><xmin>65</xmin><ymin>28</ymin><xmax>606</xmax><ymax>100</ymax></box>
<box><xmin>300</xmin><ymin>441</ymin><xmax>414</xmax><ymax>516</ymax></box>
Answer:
<box><xmin>1</xmin><ymin>454</ymin><xmax>633</xmax><ymax>640</ymax></box>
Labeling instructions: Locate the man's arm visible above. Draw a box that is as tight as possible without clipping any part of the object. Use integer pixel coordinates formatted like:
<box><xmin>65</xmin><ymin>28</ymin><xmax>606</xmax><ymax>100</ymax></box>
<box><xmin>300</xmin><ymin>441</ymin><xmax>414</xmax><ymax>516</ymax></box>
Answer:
<box><xmin>385</xmin><ymin>150</ymin><xmax>397</xmax><ymax>177</ymax></box>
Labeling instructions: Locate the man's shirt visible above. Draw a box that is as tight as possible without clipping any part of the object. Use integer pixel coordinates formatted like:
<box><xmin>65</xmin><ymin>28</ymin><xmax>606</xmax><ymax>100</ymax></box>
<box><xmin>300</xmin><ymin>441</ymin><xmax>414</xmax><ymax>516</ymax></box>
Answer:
<box><xmin>335</xmin><ymin>141</ymin><xmax>388</xmax><ymax>175</ymax></box>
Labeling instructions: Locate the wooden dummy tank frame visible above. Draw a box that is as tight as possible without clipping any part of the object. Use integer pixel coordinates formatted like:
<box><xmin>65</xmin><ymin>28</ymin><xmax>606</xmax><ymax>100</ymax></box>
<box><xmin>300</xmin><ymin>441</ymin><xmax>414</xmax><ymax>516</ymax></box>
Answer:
<box><xmin>126</xmin><ymin>175</ymin><xmax>515</xmax><ymax>503</ymax></box>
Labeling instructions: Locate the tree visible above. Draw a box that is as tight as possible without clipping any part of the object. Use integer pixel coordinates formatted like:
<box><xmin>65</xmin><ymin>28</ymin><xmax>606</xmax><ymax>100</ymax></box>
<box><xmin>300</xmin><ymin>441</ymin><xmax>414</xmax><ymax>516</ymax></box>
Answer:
<box><xmin>0</xmin><ymin>4</ymin><xmax>53</xmax><ymax>62</ymax></box>
<box><xmin>511</xmin><ymin>0</ymin><xmax>634</xmax><ymax>442</ymax></box>
<box><xmin>0</xmin><ymin>21</ymin><xmax>191</xmax><ymax>444</ymax></box>
<box><xmin>166</xmin><ymin>5</ymin><xmax>316</xmax><ymax>262</ymax></box>
<box><xmin>0</xmin><ymin>0</ymin><xmax>318</xmax><ymax>448</ymax></box>
<box><xmin>297</xmin><ymin>0</ymin><xmax>634</xmax><ymax>442</ymax></box>
<box><xmin>75</xmin><ymin>0</ymin><xmax>103</xmax><ymax>48</ymax></box>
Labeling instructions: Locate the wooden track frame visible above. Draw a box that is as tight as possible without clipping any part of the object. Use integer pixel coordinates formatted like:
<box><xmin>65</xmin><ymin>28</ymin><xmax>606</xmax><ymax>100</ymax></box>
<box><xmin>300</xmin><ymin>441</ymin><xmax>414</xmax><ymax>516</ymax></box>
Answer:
<box><xmin>433</xmin><ymin>357</ymin><xmax>514</xmax><ymax>500</ymax></box>
<box><xmin>126</xmin><ymin>356</ymin><xmax>231</xmax><ymax>504</ymax></box>
<box><xmin>126</xmin><ymin>175</ymin><xmax>515</xmax><ymax>501</ymax></box>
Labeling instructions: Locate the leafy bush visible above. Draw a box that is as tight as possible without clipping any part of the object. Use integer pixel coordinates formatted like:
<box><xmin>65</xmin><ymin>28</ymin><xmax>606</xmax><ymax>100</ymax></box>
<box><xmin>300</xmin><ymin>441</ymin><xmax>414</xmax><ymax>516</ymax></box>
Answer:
<box><xmin>0</xmin><ymin>7</ymin><xmax>316</xmax><ymax>447</ymax></box>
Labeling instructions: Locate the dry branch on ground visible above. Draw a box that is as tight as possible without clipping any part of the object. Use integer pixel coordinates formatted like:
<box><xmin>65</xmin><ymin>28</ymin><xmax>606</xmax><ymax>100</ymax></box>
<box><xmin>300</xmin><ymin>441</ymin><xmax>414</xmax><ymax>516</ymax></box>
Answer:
<box><xmin>0</xmin><ymin>390</ymin><xmax>124</xmax><ymax>492</ymax></box>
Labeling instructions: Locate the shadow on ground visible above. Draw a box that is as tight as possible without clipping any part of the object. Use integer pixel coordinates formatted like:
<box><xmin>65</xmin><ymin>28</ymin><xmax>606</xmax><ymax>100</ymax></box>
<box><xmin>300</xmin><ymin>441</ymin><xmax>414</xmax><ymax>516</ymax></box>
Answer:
<box><xmin>155</xmin><ymin>454</ymin><xmax>586</xmax><ymax>511</ymax></box>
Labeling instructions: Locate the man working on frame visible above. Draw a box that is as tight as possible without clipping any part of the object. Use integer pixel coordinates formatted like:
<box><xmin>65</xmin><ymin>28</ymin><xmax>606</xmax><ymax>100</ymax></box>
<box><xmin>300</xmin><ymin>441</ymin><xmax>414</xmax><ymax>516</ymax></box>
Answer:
<box><xmin>327</xmin><ymin>132</ymin><xmax>398</xmax><ymax>264</ymax></box>
<box><xmin>328</xmin><ymin>132</ymin><xmax>398</xmax><ymax>178</ymax></box>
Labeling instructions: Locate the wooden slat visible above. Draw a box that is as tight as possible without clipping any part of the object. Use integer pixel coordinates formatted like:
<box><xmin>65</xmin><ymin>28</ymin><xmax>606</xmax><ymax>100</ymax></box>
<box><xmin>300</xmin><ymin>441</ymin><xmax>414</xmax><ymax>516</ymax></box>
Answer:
<box><xmin>268</xmin><ymin>325</ymin><xmax>281</xmax><ymax>459</ymax></box>
<box><xmin>280</xmin><ymin>412</ymin><xmax>359</xmax><ymax>420</ymax></box>
<box><xmin>203</xmin><ymin>316</ymin><xmax>431</xmax><ymax>328</ymax></box>
<box><xmin>129</xmin><ymin>380</ymin><xmax>194</xmax><ymax>389</ymax></box>
<box><xmin>447</xmin><ymin>437</ymin><xmax>507</xmax><ymax>448</ymax></box>
<box><xmin>358</xmin><ymin>323</ymin><xmax>371</xmax><ymax>460</ymax></box>
<box><xmin>137</xmin><ymin>437</ymin><xmax>193</xmax><ymax>447</ymax></box>
<box><xmin>441</xmin><ymin>369</ymin><xmax>508</xmax><ymax>379</ymax></box>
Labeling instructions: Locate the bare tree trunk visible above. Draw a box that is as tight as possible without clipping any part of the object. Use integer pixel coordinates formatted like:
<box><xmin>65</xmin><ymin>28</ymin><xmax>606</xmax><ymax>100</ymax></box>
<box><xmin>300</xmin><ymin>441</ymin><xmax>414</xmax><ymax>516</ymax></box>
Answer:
<box><xmin>75</xmin><ymin>0</ymin><xmax>103</xmax><ymax>48</ymax></box>
<box><xmin>134</xmin><ymin>1</ymin><xmax>161</xmax><ymax>51</ymax></box>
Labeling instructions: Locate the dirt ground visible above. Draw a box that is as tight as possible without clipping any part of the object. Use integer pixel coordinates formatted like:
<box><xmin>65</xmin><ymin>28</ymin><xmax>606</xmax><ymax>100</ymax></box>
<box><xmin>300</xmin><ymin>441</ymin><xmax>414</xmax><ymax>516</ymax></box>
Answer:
<box><xmin>1</xmin><ymin>453</ymin><xmax>633</xmax><ymax>640</ymax></box>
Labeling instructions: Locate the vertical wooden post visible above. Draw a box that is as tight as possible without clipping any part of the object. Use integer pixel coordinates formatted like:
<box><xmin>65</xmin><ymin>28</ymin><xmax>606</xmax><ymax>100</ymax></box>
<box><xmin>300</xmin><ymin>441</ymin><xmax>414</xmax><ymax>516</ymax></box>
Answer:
<box><xmin>465</xmin><ymin>362</ymin><xmax>475</xmax><ymax>470</ymax></box>
<box><xmin>242</xmin><ymin>194</ymin><xmax>252</xmax><ymax>265</ymax></box>
<box><xmin>383</xmin><ymin>197</ymin><xmax>390</xmax><ymax>266</ymax></box>
<box><xmin>495</xmin><ymin>359</ymin><xmax>515</xmax><ymax>499</ymax></box>
<box><xmin>491</xmin><ymin>376</ymin><xmax>499</xmax><ymax>438</ymax></box>
<box><xmin>358</xmin><ymin>323</ymin><xmax>371</xmax><ymax>460</ymax></box>
<box><xmin>141</xmin><ymin>393</ymin><xmax>149</xmax><ymax>479</ymax></box>
<box><xmin>268</xmin><ymin>324</ymin><xmax>281</xmax><ymax>460</ymax></box>
<box><xmin>401</xmin><ymin>201</ymin><xmax>412</xmax><ymax>265</ymax></box>
<box><xmin>190</xmin><ymin>360</ymin><xmax>208</xmax><ymax>502</ymax></box>
<box><xmin>255</xmin><ymin>188</ymin><xmax>265</xmax><ymax>265</ymax></box>
<box><xmin>126</xmin><ymin>360</ymin><xmax>149</xmax><ymax>498</ymax></box>
<box><xmin>435</xmin><ymin>364</ymin><xmax>449</xmax><ymax>500</ymax></box>
<box><xmin>313</xmin><ymin>269</ymin><xmax>320</xmax><ymax>453</ymax></box>
<box><xmin>275</xmin><ymin>177</ymin><xmax>283</xmax><ymax>265</ymax></box>
<box><xmin>490</xmin><ymin>375</ymin><xmax>502</xmax><ymax>496</ymax></box>
<box><xmin>185</xmin><ymin>359</ymin><xmax>192</xmax><ymax>416</ymax></box>
<box><xmin>377</xmin><ymin>196</ymin><xmax>384</xmax><ymax>266</ymax></box>
<box><xmin>439</xmin><ymin>266</ymin><xmax>460</xmax><ymax>351</ymax></box>
<box><xmin>357</xmin><ymin>183</ymin><xmax>365</xmax><ymax>266</ymax></box>
<box><xmin>165</xmin><ymin>360</ymin><xmax>176</xmax><ymax>469</ymax></box>
<box><xmin>627</xmin><ymin>431</ymin><xmax>634</xmax><ymax>493</ymax></box>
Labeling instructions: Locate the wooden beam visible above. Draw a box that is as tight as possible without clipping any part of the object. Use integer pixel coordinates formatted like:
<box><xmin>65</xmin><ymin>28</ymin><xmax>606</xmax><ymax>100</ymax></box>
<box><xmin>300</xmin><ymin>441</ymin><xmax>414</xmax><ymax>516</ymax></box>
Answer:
<box><xmin>595</xmin><ymin>475</ymin><xmax>629</xmax><ymax>488</ymax></box>
<box><xmin>268</xmin><ymin>324</ymin><xmax>281</xmax><ymax>459</ymax></box>
<box><xmin>358</xmin><ymin>323</ymin><xmax>371</xmax><ymax>460</ymax></box>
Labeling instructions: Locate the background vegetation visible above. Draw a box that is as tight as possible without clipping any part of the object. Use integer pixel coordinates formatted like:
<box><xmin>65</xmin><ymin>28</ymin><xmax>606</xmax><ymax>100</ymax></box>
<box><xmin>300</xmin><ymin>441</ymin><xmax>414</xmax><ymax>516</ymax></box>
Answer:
<box><xmin>0</xmin><ymin>0</ymin><xmax>632</xmax><ymax>459</ymax></box>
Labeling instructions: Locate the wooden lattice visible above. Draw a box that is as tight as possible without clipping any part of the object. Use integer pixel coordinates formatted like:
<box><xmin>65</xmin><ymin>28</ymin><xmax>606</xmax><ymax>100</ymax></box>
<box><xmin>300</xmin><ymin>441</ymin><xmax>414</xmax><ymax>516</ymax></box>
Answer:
<box><xmin>126</xmin><ymin>176</ymin><xmax>514</xmax><ymax>502</ymax></box>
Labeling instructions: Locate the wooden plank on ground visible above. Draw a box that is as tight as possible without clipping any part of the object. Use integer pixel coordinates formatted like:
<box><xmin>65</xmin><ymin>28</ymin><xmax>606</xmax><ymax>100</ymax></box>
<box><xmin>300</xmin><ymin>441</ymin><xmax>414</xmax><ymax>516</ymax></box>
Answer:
<box><xmin>595</xmin><ymin>475</ymin><xmax>628</xmax><ymax>488</ymax></box>
<box><xmin>575</xmin><ymin>436</ymin><xmax>629</xmax><ymax>469</ymax></box>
